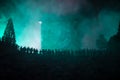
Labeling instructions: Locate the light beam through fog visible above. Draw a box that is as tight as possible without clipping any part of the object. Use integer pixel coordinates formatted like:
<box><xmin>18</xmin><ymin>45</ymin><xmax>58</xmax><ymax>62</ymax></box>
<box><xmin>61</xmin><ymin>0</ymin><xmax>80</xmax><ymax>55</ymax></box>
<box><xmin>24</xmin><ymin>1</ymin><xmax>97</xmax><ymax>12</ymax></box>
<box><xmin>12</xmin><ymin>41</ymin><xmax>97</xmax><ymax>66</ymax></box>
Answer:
<box><xmin>17</xmin><ymin>20</ymin><xmax>42</xmax><ymax>50</ymax></box>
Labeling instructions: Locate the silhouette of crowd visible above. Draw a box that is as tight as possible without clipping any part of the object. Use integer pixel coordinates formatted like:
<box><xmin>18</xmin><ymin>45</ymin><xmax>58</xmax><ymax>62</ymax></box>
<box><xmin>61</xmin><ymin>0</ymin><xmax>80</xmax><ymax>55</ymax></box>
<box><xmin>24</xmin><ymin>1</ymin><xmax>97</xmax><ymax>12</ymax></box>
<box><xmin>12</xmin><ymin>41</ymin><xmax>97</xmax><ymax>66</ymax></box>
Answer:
<box><xmin>0</xmin><ymin>18</ymin><xmax>120</xmax><ymax>80</ymax></box>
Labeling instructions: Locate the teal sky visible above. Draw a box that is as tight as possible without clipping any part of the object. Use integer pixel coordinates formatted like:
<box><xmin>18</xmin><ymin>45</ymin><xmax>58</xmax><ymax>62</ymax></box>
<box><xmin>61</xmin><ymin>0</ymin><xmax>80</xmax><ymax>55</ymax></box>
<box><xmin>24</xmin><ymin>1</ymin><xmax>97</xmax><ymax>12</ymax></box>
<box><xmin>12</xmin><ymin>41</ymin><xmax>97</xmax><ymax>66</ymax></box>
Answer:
<box><xmin>0</xmin><ymin>0</ymin><xmax>120</xmax><ymax>50</ymax></box>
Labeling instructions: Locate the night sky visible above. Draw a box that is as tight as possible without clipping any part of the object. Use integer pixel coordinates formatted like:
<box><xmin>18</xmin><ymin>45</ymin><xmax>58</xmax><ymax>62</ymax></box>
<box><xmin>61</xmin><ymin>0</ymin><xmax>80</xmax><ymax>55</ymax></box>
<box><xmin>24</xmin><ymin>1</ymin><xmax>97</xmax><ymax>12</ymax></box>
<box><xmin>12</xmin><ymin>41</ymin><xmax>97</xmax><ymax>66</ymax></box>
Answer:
<box><xmin>0</xmin><ymin>0</ymin><xmax>120</xmax><ymax>50</ymax></box>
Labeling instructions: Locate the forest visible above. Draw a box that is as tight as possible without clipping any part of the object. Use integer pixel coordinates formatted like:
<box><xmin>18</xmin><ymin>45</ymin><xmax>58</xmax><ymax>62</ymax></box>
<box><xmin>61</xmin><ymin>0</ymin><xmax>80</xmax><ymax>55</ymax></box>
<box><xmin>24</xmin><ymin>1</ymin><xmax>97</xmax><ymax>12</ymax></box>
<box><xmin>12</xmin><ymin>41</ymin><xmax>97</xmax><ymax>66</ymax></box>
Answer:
<box><xmin>0</xmin><ymin>18</ymin><xmax>120</xmax><ymax>80</ymax></box>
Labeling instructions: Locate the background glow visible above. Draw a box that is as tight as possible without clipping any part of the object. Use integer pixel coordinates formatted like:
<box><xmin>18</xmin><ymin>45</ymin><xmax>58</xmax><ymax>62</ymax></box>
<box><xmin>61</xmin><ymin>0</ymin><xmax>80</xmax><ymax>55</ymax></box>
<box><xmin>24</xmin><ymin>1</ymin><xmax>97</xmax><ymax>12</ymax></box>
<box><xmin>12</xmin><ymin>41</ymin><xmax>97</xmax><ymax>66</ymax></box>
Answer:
<box><xmin>0</xmin><ymin>0</ymin><xmax>120</xmax><ymax>50</ymax></box>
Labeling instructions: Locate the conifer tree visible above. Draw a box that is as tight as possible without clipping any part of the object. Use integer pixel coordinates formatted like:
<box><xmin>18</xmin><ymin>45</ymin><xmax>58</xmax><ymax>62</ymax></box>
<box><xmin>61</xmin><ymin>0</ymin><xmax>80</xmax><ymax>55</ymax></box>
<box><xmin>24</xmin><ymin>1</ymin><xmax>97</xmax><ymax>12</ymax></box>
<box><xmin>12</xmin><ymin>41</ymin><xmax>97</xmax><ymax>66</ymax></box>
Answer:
<box><xmin>108</xmin><ymin>23</ymin><xmax>120</xmax><ymax>50</ymax></box>
<box><xmin>2</xmin><ymin>18</ymin><xmax>16</xmax><ymax>45</ymax></box>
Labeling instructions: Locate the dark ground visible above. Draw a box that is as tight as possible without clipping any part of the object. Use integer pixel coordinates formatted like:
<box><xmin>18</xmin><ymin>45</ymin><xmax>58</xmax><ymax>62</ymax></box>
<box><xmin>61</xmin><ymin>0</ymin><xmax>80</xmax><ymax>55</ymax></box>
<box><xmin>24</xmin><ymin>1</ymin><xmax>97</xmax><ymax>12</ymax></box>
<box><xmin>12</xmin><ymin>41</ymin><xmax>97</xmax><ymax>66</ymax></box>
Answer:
<box><xmin>0</xmin><ymin>44</ymin><xmax>120</xmax><ymax>80</ymax></box>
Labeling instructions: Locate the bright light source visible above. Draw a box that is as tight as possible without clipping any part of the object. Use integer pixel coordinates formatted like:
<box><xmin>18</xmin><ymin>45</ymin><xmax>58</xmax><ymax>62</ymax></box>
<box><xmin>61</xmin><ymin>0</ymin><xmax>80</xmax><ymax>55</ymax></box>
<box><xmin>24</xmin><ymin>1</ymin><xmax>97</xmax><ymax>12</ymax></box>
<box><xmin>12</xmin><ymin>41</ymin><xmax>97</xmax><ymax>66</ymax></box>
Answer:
<box><xmin>38</xmin><ymin>21</ymin><xmax>42</xmax><ymax>24</ymax></box>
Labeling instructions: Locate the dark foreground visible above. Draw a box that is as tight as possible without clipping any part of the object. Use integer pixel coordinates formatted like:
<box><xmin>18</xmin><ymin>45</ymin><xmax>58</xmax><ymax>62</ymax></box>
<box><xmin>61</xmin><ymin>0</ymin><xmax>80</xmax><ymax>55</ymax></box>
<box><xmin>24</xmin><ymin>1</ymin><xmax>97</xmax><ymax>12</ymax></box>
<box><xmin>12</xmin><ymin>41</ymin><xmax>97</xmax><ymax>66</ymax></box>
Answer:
<box><xmin>0</xmin><ymin>46</ymin><xmax>120</xmax><ymax>80</ymax></box>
